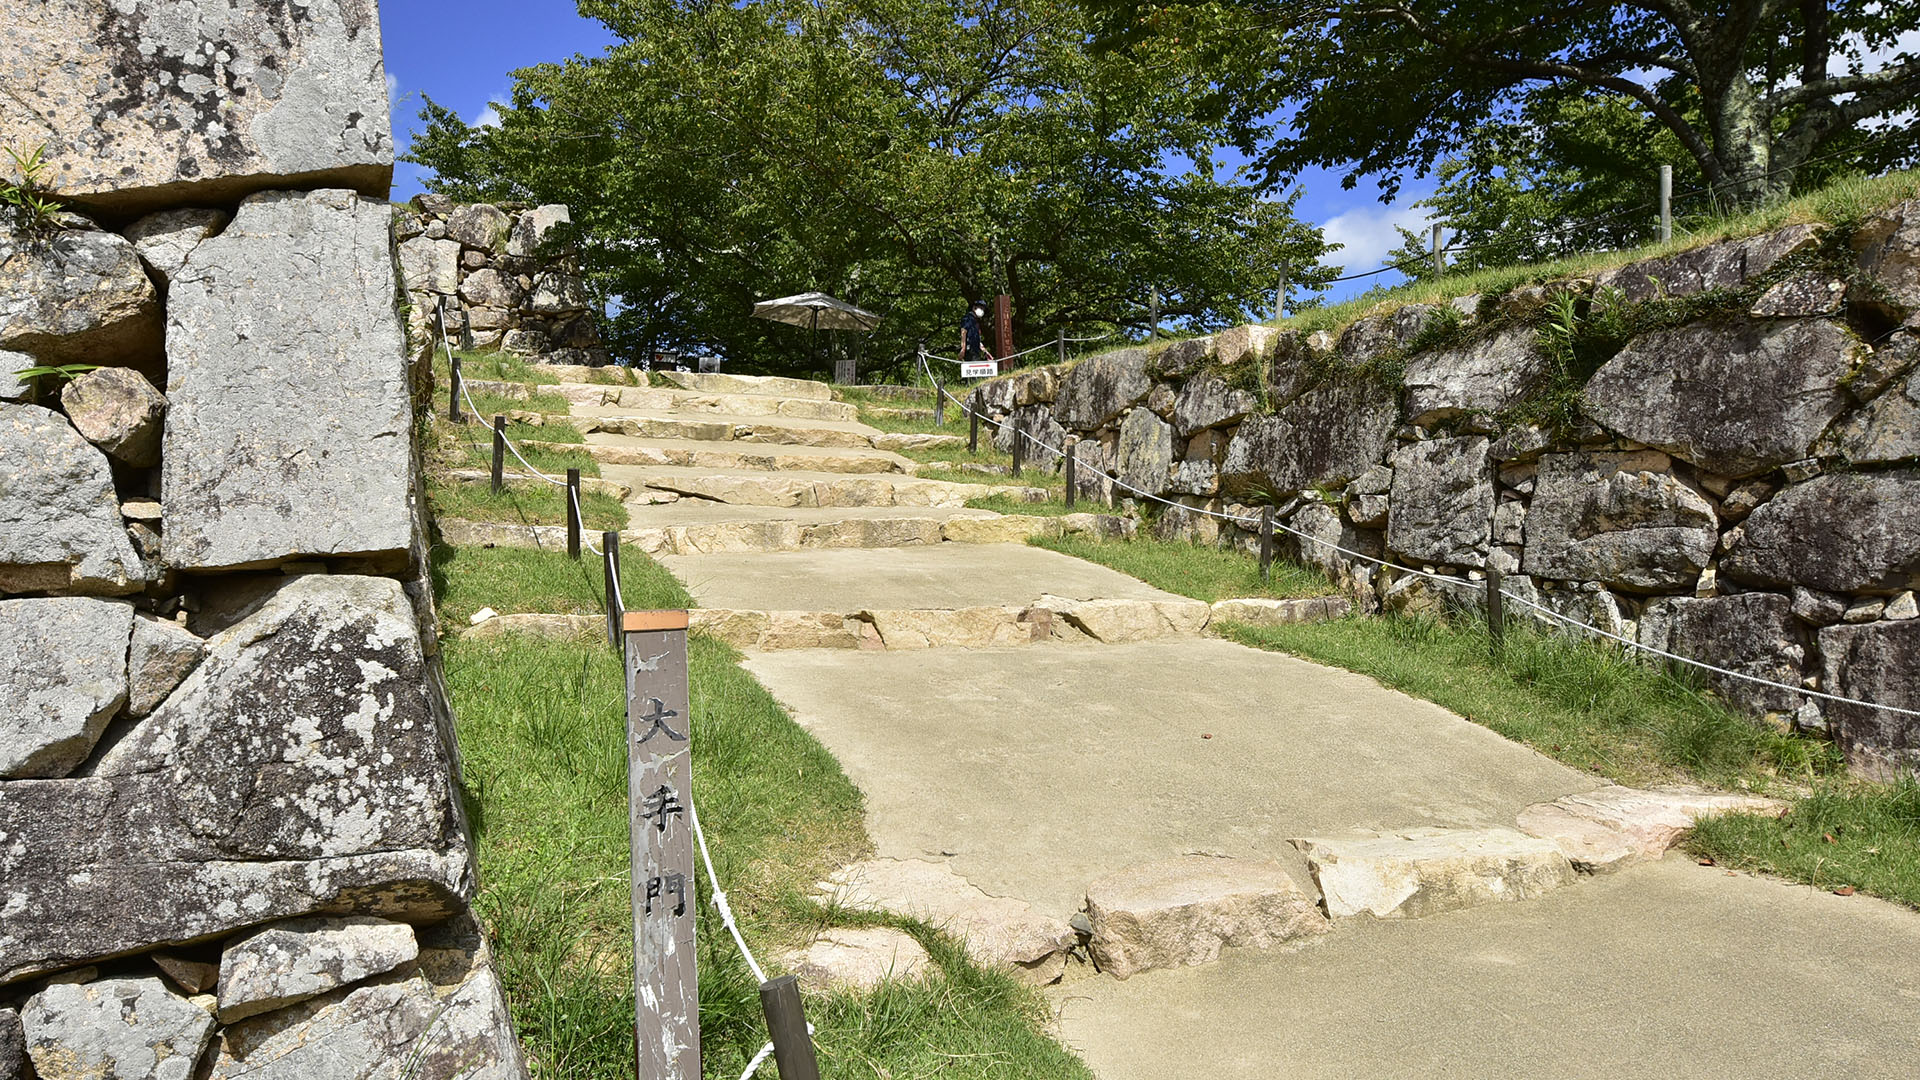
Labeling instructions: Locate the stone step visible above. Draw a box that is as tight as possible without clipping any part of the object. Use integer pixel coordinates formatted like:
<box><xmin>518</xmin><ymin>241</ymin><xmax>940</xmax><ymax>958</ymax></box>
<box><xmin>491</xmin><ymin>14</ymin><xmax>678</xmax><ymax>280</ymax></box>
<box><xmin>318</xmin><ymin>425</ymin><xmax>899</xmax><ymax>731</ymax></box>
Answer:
<box><xmin>438</xmin><ymin>511</ymin><xmax>1120</xmax><ymax>557</ymax></box>
<box><xmin>516</xmin><ymin>437</ymin><xmax>914</xmax><ymax>476</ymax></box>
<box><xmin>582</xmin><ymin>413</ymin><xmax>875</xmax><ymax>449</ymax></box>
<box><xmin>1516</xmin><ymin>786</ymin><xmax>1788</xmax><ymax>873</ymax></box>
<box><xmin>462</xmin><ymin>379</ymin><xmax>857</xmax><ymax>422</ymax></box>
<box><xmin>655</xmin><ymin>370</ymin><xmax>833</xmax><ymax>400</ymax></box>
<box><xmin>607</xmin><ymin>464</ymin><xmax>1044</xmax><ymax>508</ymax></box>
<box><xmin>685</xmin><ymin>596</ymin><xmax>1215</xmax><ymax>651</ymax></box>
<box><xmin>815</xmin><ymin>859</ymin><xmax>1077</xmax><ymax>985</ymax></box>
<box><xmin>1290</xmin><ymin>828</ymin><xmax>1578</xmax><ymax>920</ymax></box>
<box><xmin>443</xmin><ymin>469</ymin><xmax>631</xmax><ymax>500</ymax></box>
<box><xmin>1083</xmin><ymin>856</ymin><xmax>1329</xmax><ymax>980</ymax></box>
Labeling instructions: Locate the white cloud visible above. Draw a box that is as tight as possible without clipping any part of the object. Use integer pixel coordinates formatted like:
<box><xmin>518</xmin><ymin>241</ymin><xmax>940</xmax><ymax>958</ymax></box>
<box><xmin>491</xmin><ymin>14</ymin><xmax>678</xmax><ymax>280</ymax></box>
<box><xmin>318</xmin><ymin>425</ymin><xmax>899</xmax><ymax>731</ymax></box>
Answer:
<box><xmin>473</xmin><ymin>103</ymin><xmax>502</xmax><ymax>129</ymax></box>
<box><xmin>1319</xmin><ymin>201</ymin><xmax>1434</xmax><ymax>274</ymax></box>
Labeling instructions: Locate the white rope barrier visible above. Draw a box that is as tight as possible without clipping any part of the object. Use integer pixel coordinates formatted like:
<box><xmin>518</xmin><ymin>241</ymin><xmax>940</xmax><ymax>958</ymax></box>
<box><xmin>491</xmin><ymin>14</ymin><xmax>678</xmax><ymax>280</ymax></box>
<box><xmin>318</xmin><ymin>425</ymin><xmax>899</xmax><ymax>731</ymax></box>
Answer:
<box><xmin>917</xmin><ymin>352</ymin><xmax>1918</xmax><ymax>720</ymax></box>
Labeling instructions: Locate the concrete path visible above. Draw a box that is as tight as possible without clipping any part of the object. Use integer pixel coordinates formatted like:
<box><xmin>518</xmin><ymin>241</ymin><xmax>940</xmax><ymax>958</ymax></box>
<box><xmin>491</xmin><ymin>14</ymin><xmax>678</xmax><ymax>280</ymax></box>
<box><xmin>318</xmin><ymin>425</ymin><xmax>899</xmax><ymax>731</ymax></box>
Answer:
<box><xmin>1053</xmin><ymin>857</ymin><xmax>1920</xmax><ymax>1079</ymax></box>
<box><xmin>667</xmin><ymin>544</ymin><xmax>1187</xmax><ymax>613</ymax></box>
<box><xmin>745</xmin><ymin>637</ymin><xmax>1599</xmax><ymax>919</ymax></box>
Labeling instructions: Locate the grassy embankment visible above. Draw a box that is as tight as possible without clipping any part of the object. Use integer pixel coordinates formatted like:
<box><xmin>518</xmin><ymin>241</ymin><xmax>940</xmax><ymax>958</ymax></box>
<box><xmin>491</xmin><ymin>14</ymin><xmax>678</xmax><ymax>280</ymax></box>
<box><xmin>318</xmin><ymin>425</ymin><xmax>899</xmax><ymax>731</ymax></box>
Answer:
<box><xmin>428</xmin><ymin>360</ymin><xmax>1092</xmax><ymax>1077</ymax></box>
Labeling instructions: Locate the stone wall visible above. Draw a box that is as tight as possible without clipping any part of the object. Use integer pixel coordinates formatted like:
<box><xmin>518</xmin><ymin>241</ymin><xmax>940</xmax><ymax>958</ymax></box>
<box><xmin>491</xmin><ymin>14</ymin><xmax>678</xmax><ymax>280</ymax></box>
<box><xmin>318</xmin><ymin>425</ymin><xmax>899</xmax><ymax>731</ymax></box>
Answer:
<box><xmin>0</xmin><ymin>2</ymin><xmax>527</xmax><ymax>1076</ymax></box>
<box><xmin>970</xmin><ymin>206</ymin><xmax>1920</xmax><ymax>781</ymax></box>
<box><xmin>395</xmin><ymin>197</ymin><xmax>607</xmax><ymax>365</ymax></box>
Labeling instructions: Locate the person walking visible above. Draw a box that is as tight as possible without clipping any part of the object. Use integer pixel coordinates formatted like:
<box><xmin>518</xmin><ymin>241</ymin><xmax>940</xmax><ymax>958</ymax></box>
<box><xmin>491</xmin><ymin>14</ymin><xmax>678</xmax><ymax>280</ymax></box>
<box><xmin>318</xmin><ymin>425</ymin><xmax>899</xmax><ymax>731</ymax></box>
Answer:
<box><xmin>959</xmin><ymin>299</ymin><xmax>992</xmax><ymax>364</ymax></box>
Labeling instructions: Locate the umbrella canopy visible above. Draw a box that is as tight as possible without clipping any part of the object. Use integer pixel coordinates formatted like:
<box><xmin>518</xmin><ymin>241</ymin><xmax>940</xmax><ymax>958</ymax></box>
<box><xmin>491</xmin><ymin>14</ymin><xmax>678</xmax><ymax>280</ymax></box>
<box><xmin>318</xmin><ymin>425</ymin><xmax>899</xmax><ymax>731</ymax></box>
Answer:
<box><xmin>751</xmin><ymin>291</ymin><xmax>881</xmax><ymax>333</ymax></box>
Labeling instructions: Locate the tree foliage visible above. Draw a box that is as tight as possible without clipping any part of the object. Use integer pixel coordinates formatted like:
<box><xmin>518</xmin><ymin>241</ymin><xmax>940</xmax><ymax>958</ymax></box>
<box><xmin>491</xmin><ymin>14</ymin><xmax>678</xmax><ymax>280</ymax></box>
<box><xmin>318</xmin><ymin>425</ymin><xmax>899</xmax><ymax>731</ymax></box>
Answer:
<box><xmin>404</xmin><ymin>0</ymin><xmax>1330</xmax><ymax>376</ymax></box>
<box><xmin>1092</xmin><ymin>0</ymin><xmax>1920</xmax><ymax>212</ymax></box>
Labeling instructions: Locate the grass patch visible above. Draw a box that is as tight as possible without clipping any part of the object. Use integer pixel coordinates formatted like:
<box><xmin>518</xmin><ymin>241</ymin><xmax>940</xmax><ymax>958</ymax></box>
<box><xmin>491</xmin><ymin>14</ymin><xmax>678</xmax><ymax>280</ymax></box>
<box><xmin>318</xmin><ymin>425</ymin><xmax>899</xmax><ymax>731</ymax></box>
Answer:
<box><xmin>445</xmin><ymin>348</ymin><xmax>562</xmax><ymax>385</ymax></box>
<box><xmin>964</xmin><ymin>493</ymin><xmax>1094</xmax><ymax>517</ymax></box>
<box><xmin>1687</xmin><ymin>778</ymin><xmax>1920</xmax><ymax>909</ymax></box>
<box><xmin>446</xmin><ymin>430</ymin><xmax>601</xmax><ymax>478</ymax></box>
<box><xmin>1219</xmin><ymin>613</ymin><xmax>1839</xmax><ymax>790</ymax></box>
<box><xmin>438</xmin><ymin>542</ymin><xmax>1093</xmax><ymax>1078</ymax></box>
<box><xmin>462</xmin><ymin>384</ymin><xmax>573</xmax><ymax>417</ymax></box>
<box><xmin>426</xmin><ymin>474</ymin><xmax>628</xmax><ymax>532</ymax></box>
<box><xmin>1033</xmin><ymin>533</ymin><xmax>1334</xmax><ymax>601</ymax></box>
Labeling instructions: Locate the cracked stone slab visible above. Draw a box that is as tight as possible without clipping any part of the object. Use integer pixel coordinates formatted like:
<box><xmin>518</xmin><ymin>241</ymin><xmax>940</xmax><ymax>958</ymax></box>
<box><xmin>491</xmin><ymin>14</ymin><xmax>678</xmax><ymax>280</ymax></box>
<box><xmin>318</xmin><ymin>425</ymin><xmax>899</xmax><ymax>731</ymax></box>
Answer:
<box><xmin>1292</xmin><ymin>828</ymin><xmax>1576</xmax><ymax>919</ymax></box>
<box><xmin>1035</xmin><ymin>595</ymin><xmax>1212</xmax><ymax>643</ymax></box>
<box><xmin>1085</xmin><ymin>856</ymin><xmax>1328</xmax><ymax>980</ymax></box>
<box><xmin>22</xmin><ymin>976</ymin><xmax>215</xmax><ymax>1080</ymax></box>
<box><xmin>217</xmin><ymin>916</ymin><xmax>419</xmax><ymax>1024</ymax></box>
<box><xmin>0</xmin><ymin>404</ymin><xmax>144</xmax><ymax>596</ymax></box>
<box><xmin>816</xmin><ymin>860</ymin><xmax>1075</xmax><ymax>984</ymax></box>
<box><xmin>1516</xmin><ymin>787</ymin><xmax>1788</xmax><ymax>873</ymax></box>
<box><xmin>0</xmin><ymin>576</ymin><xmax>472</xmax><ymax>986</ymax></box>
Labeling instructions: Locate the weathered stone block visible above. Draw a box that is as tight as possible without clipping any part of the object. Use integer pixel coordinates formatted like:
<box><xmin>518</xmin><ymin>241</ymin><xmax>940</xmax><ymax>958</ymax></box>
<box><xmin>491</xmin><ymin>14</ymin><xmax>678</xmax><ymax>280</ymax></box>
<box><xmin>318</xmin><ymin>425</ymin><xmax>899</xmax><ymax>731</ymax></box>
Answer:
<box><xmin>398</xmin><ymin>236</ymin><xmax>461</xmax><ymax>295</ymax></box>
<box><xmin>1820</xmin><ymin>619</ymin><xmax>1920</xmax><ymax>780</ymax></box>
<box><xmin>817</xmin><ymin>859</ymin><xmax>1075</xmax><ymax>984</ymax></box>
<box><xmin>23</xmin><ymin>976</ymin><xmax>214</xmax><ymax>1080</ymax></box>
<box><xmin>0</xmin><ymin>0</ymin><xmax>393</xmax><ymax>215</ymax></box>
<box><xmin>1517</xmin><ymin>786</ymin><xmax>1787</xmax><ymax>872</ymax></box>
<box><xmin>1723</xmin><ymin>471</ymin><xmax>1920</xmax><ymax>593</ymax></box>
<box><xmin>163</xmin><ymin>190</ymin><xmax>413</xmax><ymax>571</ymax></box>
<box><xmin>1172</xmin><ymin>374</ymin><xmax>1257</xmax><ymax>438</ymax></box>
<box><xmin>0</xmin><ymin>597</ymin><xmax>133</xmax><ymax>779</ymax></box>
<box><xmin>445</xmin><ymin>204</ymin><xmax>510</xmax><ymax>251</ymax></box>
<box><xmin>1585</xmin><ymin>319</ymin><xmax>1860</xmax><ymax>478</ymax></box>
<box><xmin>1387</xmin><ymin>436</ymin><xmax>1493</xmax><ymax>567</ymax></box>
<box><xmin>507</xmin><ymin>204</ymin><xmax>573</xmax><ymax>257</ymax></box>
<box><xmin>1638</xmin><ymin>593</ymin><xmax>1806</xmax><ymax>712</ymax></box>
<box><xmin>1825</xmin><ymin>367</ymin><xmax>1920</xmax><ymax>465</ymax></box>
<box><xmin>1402</xmin><ymin>328</ymin><xmax>1550</xmax><ymax>425</ymax></box>
<box><xmin>59</xmin><ymin>366</ymin><xmax>165</xmax><ymax>468</ymax></box>
<box><xmin>1221</xmin><ymin>380</ymin><xmax>1399</xmax><ymax>496</ymax></box>
<box><xmin>218</xmin><ymin>916</ymin><xmax>420</xmax><ymax>1023</ymax></box>
<box><xmin>0</xmin><ymin>404</ymin><xmax>143</xmax><ymax>596</ymax></box>
<box><xmin>781</xmin><ymin>928</ymin><xmax>932</xmax><ymax>993</ymax></box>
<box><xmin>1056</xmin><ymin>348</ymin><xmax>1151</xmax><ymax>430</ymax></box>
<box><xmin>0</xmin><ymin>225</ymin><xmax>160</xmax><ymax>367</ymax></box>
<box><xmin>125</xmin><ymin>209</ymin><xmax>230</xmax><ymax>290</ymax></box>
<box><xmin>0</xmin><ymin>576</ymin><xmax>473</xmax><ymax>986</ymax></box>
<box><xmin>1854</xmin><ymin>197</ymin><xmax>1920</xmax><ymax>312</ymax></box>
<box><xmin>459</xmin><ymin>268</ymin><xmax>524</xmax><ymax>309</ymax></box>
<box><xmin>1523</xmin><ymin>450</ymin><xmax>1716</xmax><ymax>592</ymax></box>
<box><xmin>1085</xmin><ymin>856</ymin><xmax>1326</xmax><ymax>979</ymax></box>
<box><xmin>1116</xmin><ymin>407</ymin><xmax>1175</xmax><ymax>495</ymax></box>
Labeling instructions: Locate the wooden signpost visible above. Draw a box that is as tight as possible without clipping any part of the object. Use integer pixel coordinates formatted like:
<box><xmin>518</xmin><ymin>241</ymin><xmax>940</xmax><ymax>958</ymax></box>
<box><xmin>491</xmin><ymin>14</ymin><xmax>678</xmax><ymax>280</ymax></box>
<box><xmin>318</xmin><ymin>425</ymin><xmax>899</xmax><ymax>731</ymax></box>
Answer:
<box><xmin>624</xmin><ymin>609</ymin><xmax>699</xmax><ymax>1079</ymax></box>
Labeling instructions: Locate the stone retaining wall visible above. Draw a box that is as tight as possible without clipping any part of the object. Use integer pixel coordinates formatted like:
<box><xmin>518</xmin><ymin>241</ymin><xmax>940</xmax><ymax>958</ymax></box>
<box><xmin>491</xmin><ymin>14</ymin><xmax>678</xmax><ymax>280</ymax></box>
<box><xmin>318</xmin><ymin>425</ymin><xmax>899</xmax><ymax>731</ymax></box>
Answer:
<box><xmin>395</xmin><ymin>198</ymin><xmax>608</xmax><ymax>365</ymax></box>
<box><xmin>970</xmin><ymin>207</ymin><xmax>1920</xmax><ymax>780</ymax></box>
<box><xmin>0</xmin><ymin>2</ymin><xmax>527</xmax><ymax>1076</ymax></box>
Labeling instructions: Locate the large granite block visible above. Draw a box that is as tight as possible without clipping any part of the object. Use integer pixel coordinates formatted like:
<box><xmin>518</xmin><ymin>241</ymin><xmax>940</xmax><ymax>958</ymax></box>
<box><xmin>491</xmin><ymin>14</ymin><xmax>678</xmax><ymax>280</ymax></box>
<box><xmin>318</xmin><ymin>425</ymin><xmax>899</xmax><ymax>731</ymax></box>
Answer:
<box><xmin>162</xmin><ymin>189</ymin><xmax>412</xmax><ymax>571</ymax></box>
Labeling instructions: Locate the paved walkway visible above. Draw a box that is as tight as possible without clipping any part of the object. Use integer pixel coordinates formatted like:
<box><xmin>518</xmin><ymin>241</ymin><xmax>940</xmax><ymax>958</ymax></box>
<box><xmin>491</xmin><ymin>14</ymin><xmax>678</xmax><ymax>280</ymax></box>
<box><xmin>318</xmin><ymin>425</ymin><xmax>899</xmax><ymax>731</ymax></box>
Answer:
<box><xmin>480</xmin><ymin>366</ymin><xmax>1920</xmax><ymax>1077</ymax></box>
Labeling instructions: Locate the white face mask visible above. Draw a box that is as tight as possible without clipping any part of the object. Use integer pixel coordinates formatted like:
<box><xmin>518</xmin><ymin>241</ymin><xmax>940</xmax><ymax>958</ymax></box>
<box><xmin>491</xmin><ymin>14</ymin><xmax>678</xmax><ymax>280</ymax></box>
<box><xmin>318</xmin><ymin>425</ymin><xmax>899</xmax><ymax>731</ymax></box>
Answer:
<box><xmin>973</xmin><ymin>307</ymin><xmax>985</xmax><ymax>317</ymax></box>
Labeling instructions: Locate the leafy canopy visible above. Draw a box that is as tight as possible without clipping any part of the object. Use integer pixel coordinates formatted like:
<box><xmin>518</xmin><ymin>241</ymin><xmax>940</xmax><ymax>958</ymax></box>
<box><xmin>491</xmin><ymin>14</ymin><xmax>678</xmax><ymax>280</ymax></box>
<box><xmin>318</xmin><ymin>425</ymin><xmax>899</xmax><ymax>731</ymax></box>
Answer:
<box><xmin>405</xmin><ymin>0</ymin><xmax>1331</xmax><ymax>376</ymax></box>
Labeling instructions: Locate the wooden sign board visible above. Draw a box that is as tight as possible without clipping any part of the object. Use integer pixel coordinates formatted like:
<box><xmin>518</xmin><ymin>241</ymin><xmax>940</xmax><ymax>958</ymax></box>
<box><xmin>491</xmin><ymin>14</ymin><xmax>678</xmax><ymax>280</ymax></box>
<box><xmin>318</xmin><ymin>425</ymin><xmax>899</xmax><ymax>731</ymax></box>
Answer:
<box><xmin>624</xmin><ymin>609</ymin><xmax>699</xmax><ymax>1079</ymax></box>
<box><xmin>992</xmin><ymin>293</ymin><xmax>1014</xmax><ymax>359</ymax></box>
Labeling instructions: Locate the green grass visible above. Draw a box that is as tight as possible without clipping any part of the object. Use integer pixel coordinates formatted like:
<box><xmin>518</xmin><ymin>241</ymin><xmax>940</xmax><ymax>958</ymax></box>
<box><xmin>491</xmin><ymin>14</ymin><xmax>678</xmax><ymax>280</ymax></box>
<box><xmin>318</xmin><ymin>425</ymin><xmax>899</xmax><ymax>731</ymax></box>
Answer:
<box><xmin>1219</xmin><ymin>613</ymin><xmax>1839</xmax><ymax>790</ymax></box>
<box><xmin>1033</xmin><ymin>533</ymin><xmax>1335</xmax><ymax>601</ymax></box>
<box><xmin>1687</xmin><ymin>778</ymin><xmax>1920</xmax><ymax>909</ymax></box>
<box><xmin>463</xmin><ymin>384</ymin><xmax>573</xmax><ymax>417</ymax></box>
<box><xmin>965</xmin><ymin>493</ymin><xmax>1093</xmax><ymax>517</ymax></box>
<box><xmin>437</xmin><ymin>542</ymin><xmax>1094</xmax><ymax>1079</ymax></box>
<box><xmin>427</xmin><ymin>475</ymin><xmax>628</xmax><ymax>532</ymax></box>
<box><xmin>444</xmin><ymin>348</ymin><xmax>561</xmax><ymax>385</ymax></box>
<box><xmin>446</xmin><ymin>428</ymin><xmax>602</xmax><ymax>479</ymax></box>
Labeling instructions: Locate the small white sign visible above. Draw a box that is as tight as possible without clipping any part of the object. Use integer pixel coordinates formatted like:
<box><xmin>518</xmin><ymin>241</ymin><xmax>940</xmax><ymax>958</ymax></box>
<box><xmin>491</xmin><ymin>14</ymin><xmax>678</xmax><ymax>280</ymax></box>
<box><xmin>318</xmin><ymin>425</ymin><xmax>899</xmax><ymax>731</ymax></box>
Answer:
<box><xmin>961</xmin><ymin>360</ymin><xmax>1000</xmax><ymax>379</ymax></box>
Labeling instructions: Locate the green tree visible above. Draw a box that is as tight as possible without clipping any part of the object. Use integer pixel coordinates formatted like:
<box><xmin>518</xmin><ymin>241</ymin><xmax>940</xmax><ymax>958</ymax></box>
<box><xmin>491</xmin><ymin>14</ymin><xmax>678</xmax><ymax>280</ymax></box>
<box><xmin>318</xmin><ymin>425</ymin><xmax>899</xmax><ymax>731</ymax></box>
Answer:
<box><xmin>1092</xmin><ymin>0</ymin><xmax>1920</xmax><ymax>209</ymax></box>
<box><xmin>405</xmin><ymin>0</ymin><xmax>1330</xmax><ymax>376</ymax></box>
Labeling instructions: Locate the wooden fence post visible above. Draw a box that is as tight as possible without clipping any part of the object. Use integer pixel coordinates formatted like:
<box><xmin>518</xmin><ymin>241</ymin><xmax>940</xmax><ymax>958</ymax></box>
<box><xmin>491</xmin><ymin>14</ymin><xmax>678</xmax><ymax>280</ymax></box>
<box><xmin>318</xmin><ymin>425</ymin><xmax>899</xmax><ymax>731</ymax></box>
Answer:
<box><xmin>450</xmin><ymin>355</ymin><xmax>465</xmax><ymax>424</ymax></box>
<box><xmin>491</xmin><ymin>415</ymin><xmax>506</xmax><ymax>494</ymax></box>
<box><xmin>1259</xmin><ymin>506</ymin><xmax>1274</xmax><ymax>585</ymax></box>
<box><xmin>758</xmin><ymin>975</ymin><xmax>822</xmax><ymax>1080</ymax></box>
<box><xmin>566</xmin><ymin>468</ymin><xmax>582</xmax><ymax>560</ymax></box>
<box><xmin>1430</xmin><ymin>224</ymin><xmax>1444</xmax><ymax>276</ymax></box>
<box><xmin>1064</xmin><ymin>442</ymin><xmax>1077</xmax><ymax>509</ymax></box>
<box><xmin>1010</xmin><ymin>429</ymin><xmax>1023</xmax><ymax>477</ymax></box>
<box><xmin>968</xmin><ymin>409</ymin><xmax>979</xmax><ymax>454</ymax></box>
<box><xmin>622</xmin><ymin>610</ymin><xmax>699</xmax><ymax>1080</ymax></box>
<box><xmin>1056</xmin><ymin>327</ymin><xmax>1066</xmax><ymax>366</ymax></box>
<box><xmin>1486</xmin><ymin>566</ymin><xmax>1506</xmax><ymax>658</ymax></box>
<box><xmin>1659</xmin><ymin>165</ymin><xmax>1673</xmax><ymax>243</ymax></box>
<box><xmin>603</xmin><ymin>530</ymin><xmax>623</xmax><ymax>650</ymax></box>
<box><xmin>1148</xmin><ymin>286</ymin><xmax>1161</xmax><ymax>340</ymax></box>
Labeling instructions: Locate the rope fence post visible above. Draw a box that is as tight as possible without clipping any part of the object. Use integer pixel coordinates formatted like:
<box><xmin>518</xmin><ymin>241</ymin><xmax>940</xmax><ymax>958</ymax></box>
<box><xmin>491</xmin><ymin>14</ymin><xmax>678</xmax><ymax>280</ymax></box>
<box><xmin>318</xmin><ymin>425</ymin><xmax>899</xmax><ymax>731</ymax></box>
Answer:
<box><xmin>603</xmin><ymin>530</ymin><xmax>623</xmax><ymax>650</ymax></box>
<box><xmin>1011</xmin><ymin>429</ymin><xmax>1023</xmax><ymax>477</ymax></box>
<box><xmin>566</xmin><ymin>468</ymin><xmax>582</xmax><ymax>560</ymax></box>
<box><xmin>968</xmin><ymin>408</ymin><xmax>979</xmax><ymax>454</ymax></box>
<box><xmin>1275</xmin><ymin>262</ymin><xmax>1288</xmax><ymax>323</ymax></box>
<box><xmin>491</xmin><ymin>415</ymin><xmax>506</xmax><ymax>494</ymax></box>
<box><xmin>1259</xmin><ymin>506</ymin><xmax>1274</xmax><ymax>584</ymax></box>
<box><xmin>758</xmin><ymin>975</ymin><xmax>822</xmax><ymax>1080</ymax></box>
<box><xmin>1056</xmin><ymin>326</ymin><xmax>1066</xmax><ymax>365</ymax></box>
<box><xmin>450</xmin><ymin>354</ymin><xmax>465</xmax><ymax>424</ymax></box>
<box><xmin>1148</xmin><ymin>286</ymin><xmax>1161</xmax><ymax>340</ymax></box>
<box><xmin>1659</xmin><ymin>165</ymin><xmax>1673</xmax><ymax>243</ymax></box>
<box><xmin>1430</xmin><ymin>224</ymin><xmax>1444</xmax><ymax>276</ymax></box>
<box><xmin>1486</xmin><ymin>566</ymin><xmax>1506</xmax><ymax>658</ymax></box>
<box><xmin>1064</xmin><ymin>442</ymin><xmax>1077</xmax><ymax>509</ymax></box>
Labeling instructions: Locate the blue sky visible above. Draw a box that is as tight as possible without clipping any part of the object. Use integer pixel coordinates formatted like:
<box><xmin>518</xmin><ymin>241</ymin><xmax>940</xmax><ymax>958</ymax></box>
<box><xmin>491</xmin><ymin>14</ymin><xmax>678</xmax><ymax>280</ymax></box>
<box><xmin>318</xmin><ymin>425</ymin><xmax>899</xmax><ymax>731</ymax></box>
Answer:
<box><xmin>377</xmin><ymin>0</ymin><xmax>1435</xmax><ymax>305</ymax></box>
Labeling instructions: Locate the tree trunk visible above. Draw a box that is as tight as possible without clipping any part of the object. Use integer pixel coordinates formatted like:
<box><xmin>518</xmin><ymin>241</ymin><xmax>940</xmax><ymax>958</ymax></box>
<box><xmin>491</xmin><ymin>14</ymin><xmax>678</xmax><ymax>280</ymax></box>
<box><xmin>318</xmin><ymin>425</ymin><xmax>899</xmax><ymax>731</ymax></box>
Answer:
<box><xmin>1704</xmin><ymin>75</ymin><xmax>1787</xmax><ymax>207</ymax></box>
